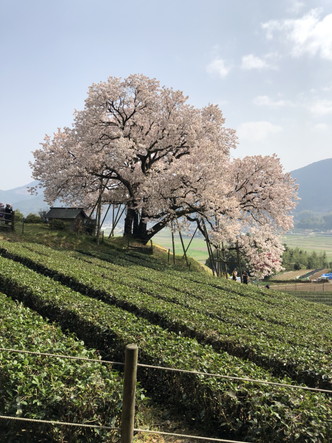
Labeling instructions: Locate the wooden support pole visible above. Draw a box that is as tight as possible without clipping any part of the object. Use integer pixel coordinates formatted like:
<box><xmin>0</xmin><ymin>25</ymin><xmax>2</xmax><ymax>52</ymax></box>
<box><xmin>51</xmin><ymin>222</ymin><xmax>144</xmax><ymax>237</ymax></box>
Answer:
<box><xmin>100</xmin><ymin>203</ymin><xmax>111</xmax><ymax>228</ymax></box>
<box><xmin>201</xmin><ymin>219</ymin><xmax>217</xmax><ymax>276</ymax></box>
<box><xmin>178</xmin><ymin>228</ymin><xmax>189</xmax><ymax>267</ymax></box>
<box><xmin>112</xmin><ymin>204</ymin><xmax>115</xmax><ymax>235</ymax></box>
<box><xmin>109</xmin><ymin>205</ymin><xmax>126</xmax><ymax>238</ymax></box>
<box><xmin>171</xmin><ymin>223</ymin><xmax>176</xmax><ymax>265</ymax></box>
<box><xmin>184</xmin><ymin>226</ymin><xmax>198</xmax><ymax>254</ymax></box>
<box><xmin>236</xmin><ymin>241</ymin><xmax>243</xmax><ymax>283</ymax></box>
<box><xmin>121</xmin><ymin>344</ymin><xmax>138</xmax><ymax>443</ymax></box>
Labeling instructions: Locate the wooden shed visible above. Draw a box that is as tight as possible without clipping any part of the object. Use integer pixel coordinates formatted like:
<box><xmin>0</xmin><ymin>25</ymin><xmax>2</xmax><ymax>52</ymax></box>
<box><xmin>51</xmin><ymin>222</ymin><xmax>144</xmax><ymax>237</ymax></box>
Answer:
<box><xmin>45</xmin><ymin>207</ymin><xmax>94</xmax><ymax>233</ymax></box>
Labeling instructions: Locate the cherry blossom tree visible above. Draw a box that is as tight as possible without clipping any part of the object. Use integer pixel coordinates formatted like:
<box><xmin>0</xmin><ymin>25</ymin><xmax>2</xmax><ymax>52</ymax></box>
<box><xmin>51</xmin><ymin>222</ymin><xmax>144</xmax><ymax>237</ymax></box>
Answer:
<box><xmin>191</xmin><ymin>155</ymin><xmax>298</xmax><ymax>277</ymax></box>
<box><xmin>30</xmin><ymin>74</ymin><xmax>298</xmax><ymax>276</ymax></box>
<box><xmin>30</xmin><ymin>74</ymin><xmax>236</xmax><ymax>240</ymax></box>
<box><xmin>239</xmin><ymin>229</ymin><xmax>285</xmax><ymax>278</ymax></box>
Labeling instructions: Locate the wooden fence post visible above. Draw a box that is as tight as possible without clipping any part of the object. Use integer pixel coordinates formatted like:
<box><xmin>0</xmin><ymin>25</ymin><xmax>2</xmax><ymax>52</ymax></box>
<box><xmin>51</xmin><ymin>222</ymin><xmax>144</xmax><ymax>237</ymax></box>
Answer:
<box><xmin>121</xmin><ymin>344</ymin><xmax>138</xmax><ymax>443</ymax></box>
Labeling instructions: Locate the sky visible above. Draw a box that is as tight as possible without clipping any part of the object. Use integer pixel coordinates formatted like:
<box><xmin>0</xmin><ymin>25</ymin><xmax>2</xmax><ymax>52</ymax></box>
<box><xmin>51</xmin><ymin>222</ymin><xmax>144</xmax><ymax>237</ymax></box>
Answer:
<box><xmin>1</xmin><ymin>0</ymin><xmax>332</xmax><ymax>190</ymax></box>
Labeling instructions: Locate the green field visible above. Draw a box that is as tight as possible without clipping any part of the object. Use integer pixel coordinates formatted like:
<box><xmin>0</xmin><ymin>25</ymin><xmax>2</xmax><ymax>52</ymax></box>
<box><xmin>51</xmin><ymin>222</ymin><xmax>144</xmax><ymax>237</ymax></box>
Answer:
<box><xmin>154</xmin><ymin>229</ymin><xmax>332</xmax><ymax>264</ymax></box>
<box><xmin>153</xmin><ymin>228</ymin><xmax>209</xmax><ymax>264</ymax></box>
<box><xmin>282</xmin><ymin>231</ymin><xmax>332</xmax><ymax>260</ymax></box>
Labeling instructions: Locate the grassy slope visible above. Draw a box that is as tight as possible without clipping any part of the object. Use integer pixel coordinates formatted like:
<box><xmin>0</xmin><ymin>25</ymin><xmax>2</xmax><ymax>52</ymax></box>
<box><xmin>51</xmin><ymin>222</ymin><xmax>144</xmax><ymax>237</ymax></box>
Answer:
<box><xmin>0</xmin><ymin>225</ymin><xmax>213</xmax><ymax>441</ymax></box>
<box><xmin>13</xmin><ymin>221</ymin><xmax>332</xmax><ymax>262</ymax></box>
<box><xmin>6</xmin><ymin>222</ymin><xmax>203</xmax><ymax>272</ymax></box>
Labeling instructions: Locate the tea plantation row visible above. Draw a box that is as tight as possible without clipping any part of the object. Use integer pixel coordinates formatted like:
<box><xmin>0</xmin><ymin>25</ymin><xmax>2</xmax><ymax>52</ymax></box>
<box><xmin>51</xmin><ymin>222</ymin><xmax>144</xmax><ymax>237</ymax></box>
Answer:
<box><xmin>0</xmin><ymin>241</ymin><xmax>331</xmax><ymax>390</ymax></box>
<box><xmin>0</xmin><ymin>291</ymin><xmax>136</xmax><ymax>441</ymax></box>
<box><xmin>0</xmin><ymin>241</ymin><xmax>331</xmax><ymax>441</ymax></box>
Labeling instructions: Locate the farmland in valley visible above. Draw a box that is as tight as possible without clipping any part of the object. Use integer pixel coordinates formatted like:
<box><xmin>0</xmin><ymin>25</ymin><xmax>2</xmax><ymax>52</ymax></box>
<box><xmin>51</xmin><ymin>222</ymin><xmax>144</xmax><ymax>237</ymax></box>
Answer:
<box><xmin>283</xmin><ymin>232</ymin><xmax>332</xmax><ymax>260</ymax></box>
<box><xmin>154</xmin><ymin>229</ymin><xmax>332</xmax><ymax>265</ymax></box>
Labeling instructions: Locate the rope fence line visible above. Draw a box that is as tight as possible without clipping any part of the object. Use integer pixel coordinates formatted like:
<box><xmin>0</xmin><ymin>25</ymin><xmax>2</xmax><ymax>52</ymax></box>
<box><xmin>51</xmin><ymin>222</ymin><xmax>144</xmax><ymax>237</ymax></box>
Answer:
<box><xmin>137</xmin><ymin>362</ymin><xmax>332</xmax><ymax>394</ymax></box>
<box><xmin>0</xmin><ymin>415</ymin><xmax>116</xmax><ymax>430</ymax></box>
<box><xmin>1</xmin><ymin>343</ymin><xmax>331</xmax><ymax>442</ymax></box>
<box><xmin>0</xmin><ymin>346</ymin><xmax>124</xmax><ymax>367</ymax></box>
<box><xmin>0</xmin><ymin>415</ymin><xmax>247</xmax><ymax>442</ymax></box>
<box><xmin>1</xmin><ymin>346</ymin><xmax>331</xmax><ymax>394</ymax></box>
<box><xmin>133</xmin><ymin>428</ymin><xmax>248</xmax><ymax>442</ymax></box>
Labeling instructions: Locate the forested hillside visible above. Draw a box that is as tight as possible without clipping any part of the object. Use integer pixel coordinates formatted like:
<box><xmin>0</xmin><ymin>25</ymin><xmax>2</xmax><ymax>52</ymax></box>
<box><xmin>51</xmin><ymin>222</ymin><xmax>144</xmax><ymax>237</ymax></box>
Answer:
<box><xmin>291</xmin><ymin>158</ymin><xmax>332</xmax><ymax>214</ymax></box>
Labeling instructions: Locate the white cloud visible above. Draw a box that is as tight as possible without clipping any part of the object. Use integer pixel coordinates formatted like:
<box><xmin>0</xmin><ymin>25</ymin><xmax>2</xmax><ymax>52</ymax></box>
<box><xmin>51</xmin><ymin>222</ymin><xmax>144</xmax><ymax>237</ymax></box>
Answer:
<box><xmin>241</xmin><ymin>54</ymin><xmax>270</xmax><ymax>70</ymax></box>
<box><xmin>310</xmin><ymin>99</ymin><xmax>332</xmax><ymax>116</ymax></box>
<box><xmin>237</xmin><ymin>121</ymin><xmax>283</xmax><ymax>142</ymax></box>
<box><xmin>262</xmin><ymin>9</ymin><xmax>332</xmax><ymax>60</ymax></box>
<box><xmin>287</xmin><ymin>1</ymin><xmax>306</xmax><ymax>15</ymax></box>
<box><xmin>241</xmin><ymin>52</ymin><xmax>279</xmax><ymax>71</ymax></box>
<box><xmin>322</xmin><ymin>84</ymin><xmax>332</xmax><ymax>92</ymax></box>
<box><xmin>312</xmin><ymin>123</ymin><xmax>329</xmax><ymax>131</ymax></box>
<box><xmin>253</xmin><ymin>95</ymin><xmax>292</xmax><ymax>107</ymax></box>
<box><xmin>206</xmin><ymin>57</ymin><xmax>231</xmax><ymax>78</ymax></box>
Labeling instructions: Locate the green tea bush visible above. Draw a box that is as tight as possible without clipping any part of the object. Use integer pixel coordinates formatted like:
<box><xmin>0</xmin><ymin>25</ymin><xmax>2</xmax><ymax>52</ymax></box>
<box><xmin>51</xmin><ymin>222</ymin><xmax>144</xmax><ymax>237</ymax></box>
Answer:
<box><xmin>24</xmin><ymin>213</ymin><xmax>43</xmax><ymax>224</ymax></box>
<box><xmin>0</xmin><ymin>256</ymin><xmax>331</xmax><ymax>442</ymax></box>
<box><xmin>49</xmin><ymin>219</ymin><xmax>66</xmax><ymax>230</ymax></box>
<box><xmin>0</xmin><ymin>291</ymin><xmax>128</xmax><ymax>442</ymax></box>
<box><xmin>1</xmin><ymin>241</ymin><xmax>330</xmax><ymax>390</ymax></box>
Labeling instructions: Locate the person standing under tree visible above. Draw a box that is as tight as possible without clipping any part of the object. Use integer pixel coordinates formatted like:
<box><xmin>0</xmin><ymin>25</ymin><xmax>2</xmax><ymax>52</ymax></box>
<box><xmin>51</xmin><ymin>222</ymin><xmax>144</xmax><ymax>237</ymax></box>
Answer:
<box><xmin>242</xmin><ymin>271</ymin><xmax>248</xmax><ymax>284</ymax></box>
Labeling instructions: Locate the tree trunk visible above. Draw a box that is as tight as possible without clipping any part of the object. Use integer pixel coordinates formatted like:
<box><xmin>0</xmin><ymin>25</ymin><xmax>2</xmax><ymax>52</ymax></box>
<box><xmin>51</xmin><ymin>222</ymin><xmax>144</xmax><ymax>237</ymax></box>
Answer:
<box><xmin>133</xmin><ymin>211</ymin><xmax>140</xmax><ymax>235</ymax></box>
<box><xmin>133</xmin><ymin>208</ymin><xmax>148</xmax><ymax>241</ymax></box>
<box><xmin>125</xmin><ymin>208</ymin><xmax>197</xmax><ymax>244</ymax></box>
<box><xmin>134</xmin><ymin>219</ymin><xmax>168</xmax><ymax>244</ymax></box>
<box><xmin>124</xmin><ymin>208</ymin><xmax>135</xmax><ymax>236</ymax></box>
<box><xmin>134</xmin><ymin>219</ymin><xmax>148</xmax><ymax>241</ymax></box>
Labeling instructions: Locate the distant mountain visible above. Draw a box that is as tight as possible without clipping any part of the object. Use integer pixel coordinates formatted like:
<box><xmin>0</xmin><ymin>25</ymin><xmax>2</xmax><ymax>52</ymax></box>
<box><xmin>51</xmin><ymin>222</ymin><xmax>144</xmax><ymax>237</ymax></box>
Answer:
<box><xmin>0</xmin><ymin>181</ymin><xmax>48</xmax><ymax>215</ymax></box>
<box><xmin>290</xmin><ymin>158</ymin><xmax>332</xmax><ymax>214</ymax></box>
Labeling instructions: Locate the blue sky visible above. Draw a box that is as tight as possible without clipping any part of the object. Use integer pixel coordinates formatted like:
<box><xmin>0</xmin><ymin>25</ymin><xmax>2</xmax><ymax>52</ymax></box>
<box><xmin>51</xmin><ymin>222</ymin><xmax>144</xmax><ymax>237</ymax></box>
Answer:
<box><xmin>1</xmin><ymin>0</ymin><xmax>332</xmax><ymax>189</ymax></box>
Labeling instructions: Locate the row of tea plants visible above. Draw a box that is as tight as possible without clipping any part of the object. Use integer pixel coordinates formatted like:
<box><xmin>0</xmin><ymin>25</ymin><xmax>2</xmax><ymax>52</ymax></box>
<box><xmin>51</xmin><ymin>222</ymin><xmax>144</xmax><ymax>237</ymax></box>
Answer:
<box><xmin>0</xmin><ymin>291</ymin><xmax>134</xmax><ymax>441</ymax></box>
<box><xmin>0</xmin><ymin>241</ymin><xmax>331</xmax><ymax>390</ymax></box>
<box><xmin>0</xmin><ymin>250</ymin><xmax>331</xmax><ymax>441</ymax></box>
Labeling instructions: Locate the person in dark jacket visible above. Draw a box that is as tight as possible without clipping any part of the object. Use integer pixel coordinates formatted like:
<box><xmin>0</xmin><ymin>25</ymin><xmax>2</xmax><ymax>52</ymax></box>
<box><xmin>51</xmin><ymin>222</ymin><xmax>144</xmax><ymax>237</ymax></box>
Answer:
<box><xmin>4</xmin><ymin>204</ymin><xmax>12</xmax><ymax>224</ymax></box>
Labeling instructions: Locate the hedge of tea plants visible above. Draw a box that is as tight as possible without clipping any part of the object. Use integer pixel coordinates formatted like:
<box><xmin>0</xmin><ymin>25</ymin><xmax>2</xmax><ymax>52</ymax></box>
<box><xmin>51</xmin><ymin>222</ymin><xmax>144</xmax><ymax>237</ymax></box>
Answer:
<box><xmin>0</xmin><ymin>291</ymin><xmax>129</xmax><ymax>442</ymax></box>
<box><xmin>0</xmin><ymin>253</ymin><xmax>331</xmax><ymax>441</ymax></box>
<box><xmin>0</xmin><ymin>241</ymin><xmax>331</xmax><ymax>391</ymax></box>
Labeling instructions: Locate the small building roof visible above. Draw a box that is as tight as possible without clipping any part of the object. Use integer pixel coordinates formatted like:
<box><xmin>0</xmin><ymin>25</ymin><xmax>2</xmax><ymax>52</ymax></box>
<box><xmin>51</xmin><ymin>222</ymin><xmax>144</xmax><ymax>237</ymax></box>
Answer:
<box><xmin>46</xmin><ymin>207</ymin><xmax>89</xmax><ymax>220</ymax></box>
